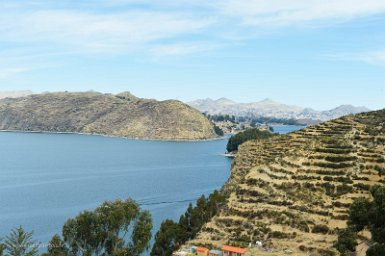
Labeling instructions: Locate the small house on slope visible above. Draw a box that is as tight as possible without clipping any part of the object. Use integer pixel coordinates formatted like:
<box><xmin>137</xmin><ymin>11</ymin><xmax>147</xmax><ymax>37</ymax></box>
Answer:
<box><xmin>196</xmin><ymin>247</ymin><xmax>210</xmax><ymax>256</ymax></box>
<box><xmin>221</xmin><ymin>245</ymin><xmax>247</xmax><ymax>256</ymax></box>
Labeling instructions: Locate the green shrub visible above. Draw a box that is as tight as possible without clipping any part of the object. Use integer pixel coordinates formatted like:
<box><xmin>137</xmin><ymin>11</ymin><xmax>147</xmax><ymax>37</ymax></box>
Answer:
<box><xmin>226</xmin><ymin>128</ymin><xmax>275</xmax><ymax>152</ymax></box>
<box><xmin>324</xmin><ymin>176</ymin><xmax>333</xmax><ymax>181</ymax></box>
<box><xmin>334</xmin><ymin>228</ymin><xmax>358</xmax><ymax>254</ymax></box>
<box><xmin>312</xmin><ymin>224</ymin><xmax>329</xmax><ymax>234</ymax></box>
<box><xmin>213</xmin><ymin>125</ymin><xmax>224</xmax><ymax>136</ymax></box>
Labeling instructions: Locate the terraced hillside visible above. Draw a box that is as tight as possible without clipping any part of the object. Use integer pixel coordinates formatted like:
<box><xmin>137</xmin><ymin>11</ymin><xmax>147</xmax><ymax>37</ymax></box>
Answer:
<box><xmin>188</xmin><ymin>109</ymin><xmax>385</xmax><ymax>255</ymax></box>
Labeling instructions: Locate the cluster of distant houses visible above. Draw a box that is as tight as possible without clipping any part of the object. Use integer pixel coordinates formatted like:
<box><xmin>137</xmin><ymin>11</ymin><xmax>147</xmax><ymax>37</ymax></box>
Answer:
<box><xmin>173</xmin><ymin>245</ymin><xmax>247</xmax><ymax>256</ymax></box>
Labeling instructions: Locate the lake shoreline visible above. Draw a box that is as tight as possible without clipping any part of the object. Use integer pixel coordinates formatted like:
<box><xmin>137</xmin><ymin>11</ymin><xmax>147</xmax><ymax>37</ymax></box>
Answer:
<box><xmin>0</xmin><ymin>131</ymin><xmax>232</xmax><ymax>256</ymax></box>
<box><xmin>0</xmin><ymin>129</ymin><xmax>225</xmax><ymax>142</ymax></box>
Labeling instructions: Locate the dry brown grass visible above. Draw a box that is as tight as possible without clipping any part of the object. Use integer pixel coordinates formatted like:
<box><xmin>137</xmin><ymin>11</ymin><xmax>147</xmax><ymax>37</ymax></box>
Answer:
<box><xmin>186</xmin><ymin>110</ymin><xmax>385</xmax><ymax>255</ymax></box>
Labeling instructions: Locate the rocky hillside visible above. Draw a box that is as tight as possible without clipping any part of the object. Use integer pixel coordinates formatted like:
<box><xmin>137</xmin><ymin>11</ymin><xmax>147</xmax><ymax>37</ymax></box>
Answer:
<box><xmin>0</xmin><ymin>91</ymin><xmax>217</xmax><ymax>140</ymax></box>
<box><xmin>187</xmin><ymin>109</ymin><xmax>385</xmax><ymax>255</ymax></box>
<box><xmin>188</xmin><ymin>98</ymin><xmax>370</xmax><ymax>122</ymax></box>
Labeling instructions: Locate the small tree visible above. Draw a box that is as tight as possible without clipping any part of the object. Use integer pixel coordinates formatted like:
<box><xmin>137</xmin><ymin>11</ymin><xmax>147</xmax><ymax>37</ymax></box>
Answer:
<box><xmin>0</xmin><ymin>242</ymin><xmax>5</xmax><ymax>256</ymax></box>
<box><xmin>348</xmin><ymin>198</ymin><xmax>371</xmax><ymax>231</ymax></box>
<box><xmin>41</xmin><ymin>234</ymin><xmax>67</xmax><ymax>256</ymax></box>
<box><xmin>3</xmin><ymin>227</ymin><xmax>39</xmax><ymax>256</ymax></box>
<box><xmin>150</xmin><ymin>220</ymin><xmax>184</xmax><ymax>256</ymax></box>
<box><xmin>366</xmin><ymin>243</ymin><xmax>385</xmax><ymax>256</ymax></box>
<box><xmin>335</xmin><ymin>186</ymin><xmax>385</xmax><ymax>255</ymax></box>
<box><xmin>62</xmin><ymin>198</ymin><xmax>152</xmax><ymax>256</ymax></box>
<box><xmin>151</xmin><ymin>190</ymin><xmax>226</xmax><ymax>255</ymax></box>
<box><xmin>335</xmin><ymin>228</ymin><xmax>358</xmax><ymax>253</ymax></box>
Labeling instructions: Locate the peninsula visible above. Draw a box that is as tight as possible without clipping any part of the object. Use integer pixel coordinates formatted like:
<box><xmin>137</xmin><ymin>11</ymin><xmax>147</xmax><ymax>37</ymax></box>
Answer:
<box><xmin>0</xmin><ymin>91</ymin><xmax>218</xmax><ymax>141</ymax></box>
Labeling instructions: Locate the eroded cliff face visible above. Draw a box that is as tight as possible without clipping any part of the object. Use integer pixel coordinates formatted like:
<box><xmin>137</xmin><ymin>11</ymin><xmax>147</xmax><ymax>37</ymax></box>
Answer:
<box><xmin>0</xmin><ymin>91</ymin><xmax>217</xmax><ymax>140</ymax></box>
<box><xmin>188</xmin><ymin>110</ymin><xmax>385</xmax><ymax>255</ymax></box>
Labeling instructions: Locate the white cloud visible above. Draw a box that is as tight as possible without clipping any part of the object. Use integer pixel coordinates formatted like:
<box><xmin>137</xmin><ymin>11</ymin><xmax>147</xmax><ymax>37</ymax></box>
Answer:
<box><xmin>356</xmin><ymin>52</ymin><xmax>385</xmax><ymax>66</ymax></box>
<box><xmin>0</xmin><ymin>9</ymin><xmax>215</xmax><ymax>53</ymax></box>
<box><xmin>327</xmin><ymin>51</ymin><xmax>385</xmax><ymax>67</ymax></box>
<box><xmin>149</xmin><ymin>42</ymin><xmax>220</xmax><ymax>57</ymax></box>
<box><xmin>1</xmin><ymin>0</ymin><xmax>385</xmax><ymax>59</ymax></box>
<box><xmin>219</xmin><ymin>0</ymin><xmax>385</xmax><ymax>26</ymax></box>
<box><xmin>0</xmin><ymin>67</ymin><xmax>31</xmax><ymax>78</ymax></box>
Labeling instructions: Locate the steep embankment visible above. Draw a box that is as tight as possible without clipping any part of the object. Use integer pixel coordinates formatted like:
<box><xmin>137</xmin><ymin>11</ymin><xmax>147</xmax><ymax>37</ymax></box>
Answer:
<box><xmin>0</xmin><ymin>91</ymin><xmax>217</xmax><ymax>140</ymax></box>
<box><xmin>188</xmin><ymin>110</ymin><xmax>385</xmax><ymax>255</ymax></box>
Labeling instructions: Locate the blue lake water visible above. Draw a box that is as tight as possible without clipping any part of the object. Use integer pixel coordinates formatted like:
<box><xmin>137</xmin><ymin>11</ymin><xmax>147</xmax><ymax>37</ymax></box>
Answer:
<box><xmin>271</xmin><ymin>125</ymin><xmax>306</xmax><ymax>134</ymax></box>
<box><xmin>0</xmin><ymin>126</ymin><xmax>302</xmax><ymax>254</ymax></box>
<box><xmin>0</xmin><ymin>132</ymin><xmax>232</xmax><ymax>254</ymax></box>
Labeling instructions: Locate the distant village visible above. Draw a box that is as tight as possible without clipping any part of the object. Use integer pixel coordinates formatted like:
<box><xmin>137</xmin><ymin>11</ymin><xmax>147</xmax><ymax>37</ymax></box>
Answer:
<box><xmin>214</xmin><ymin>120</ymin><xmax>271</xmax><ymax>134</ymax></box>
<box><xmin>205</xmin><ymin>114</ymin><xmax>273</xmax><ymax>134</ymax></box>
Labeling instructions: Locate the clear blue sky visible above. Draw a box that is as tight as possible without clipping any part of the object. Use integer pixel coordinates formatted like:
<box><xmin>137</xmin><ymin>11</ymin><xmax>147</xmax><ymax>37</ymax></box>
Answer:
<box><xmin>1</xmin><ymin>0</ymin><xmax>385</xmax><ymax>110</ymax></box>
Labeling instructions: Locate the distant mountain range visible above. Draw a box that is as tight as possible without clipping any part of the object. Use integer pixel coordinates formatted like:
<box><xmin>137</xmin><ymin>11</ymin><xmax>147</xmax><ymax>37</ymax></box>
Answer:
<box><xmin>187</xmin><ymin>98</ymin><xmax>370</xmax><ymax>122</ymax></box>
<box><xmin>0</xmin><ymin>91</ymin><xmax>371</xmax><ymax>124</ymax></box>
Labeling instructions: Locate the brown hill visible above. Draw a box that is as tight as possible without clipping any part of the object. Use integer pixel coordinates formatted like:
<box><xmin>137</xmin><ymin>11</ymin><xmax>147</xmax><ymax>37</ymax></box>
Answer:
<box><xmin>187</xmin><ymin>109</ymin><xmax>385</xmax><ymax>255</ymax></box>
<box><xmin>0</xmin><ymin>91</ymin><xmax>217</xmax><ymax>140</ymax></box>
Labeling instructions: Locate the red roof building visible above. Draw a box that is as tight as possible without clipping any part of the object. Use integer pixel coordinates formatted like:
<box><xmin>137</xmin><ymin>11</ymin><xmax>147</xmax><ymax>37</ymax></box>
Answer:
<box><xmin>196</xmin><ymin>247</ymin><xmax>209</xmax><ymax>256</ymax></box>
<box><xmin>221</xmin><ymin>245</ymin><xmax>247</xmax><ymax>256</ymax></box>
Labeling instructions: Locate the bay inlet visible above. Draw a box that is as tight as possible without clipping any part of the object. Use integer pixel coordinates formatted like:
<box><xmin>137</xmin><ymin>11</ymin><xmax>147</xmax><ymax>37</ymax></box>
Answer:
<box><xmin>0</xmin><ymin>126</ymin><xmax>302</xmax><ymax>253</ymax></box>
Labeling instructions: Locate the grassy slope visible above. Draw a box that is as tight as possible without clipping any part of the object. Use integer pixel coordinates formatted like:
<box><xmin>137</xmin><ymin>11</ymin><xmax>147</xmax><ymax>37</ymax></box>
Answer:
<box><xmin>0</xmin><ymin>91</ymin><xmax>217</xmax><ymax>140</ymax></box>
<box><xmin>187</xmin><ymin>109</ymin><xmax>385</xmax><ymax>256</ymax></box>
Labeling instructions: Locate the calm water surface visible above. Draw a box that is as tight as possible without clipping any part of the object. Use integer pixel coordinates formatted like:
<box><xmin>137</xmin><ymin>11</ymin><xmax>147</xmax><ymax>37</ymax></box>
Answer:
<box><xmin>272</xmin><ymin>125</ymin><xmax>306</xmax><ymax>134</ymax></box>
<box><xmin>0</xmin><ymin>132</ymin><xmax>231</xmax><ymax>253</ymax></box>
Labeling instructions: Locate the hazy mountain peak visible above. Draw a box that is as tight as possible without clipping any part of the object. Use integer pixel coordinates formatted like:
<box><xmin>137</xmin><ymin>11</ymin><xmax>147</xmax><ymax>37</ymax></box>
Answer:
<box><xmin>215</xmin><ymin>98</ymin><xmax>236</xmax><ymax>104</ymax></box>
<box><xmin>259</xmin><ymin>98</ymin><xmax>276</xmax><ymax>103</ymax></box>
<box><xmin>187</xmin><ymin>97</ymin><xmax>370</xmax><ymax>122</ymax></box>
<box><xmin>332</xmin><ymin>104</ymin><xmax>370</xmax><ymax>111</ymax></box>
